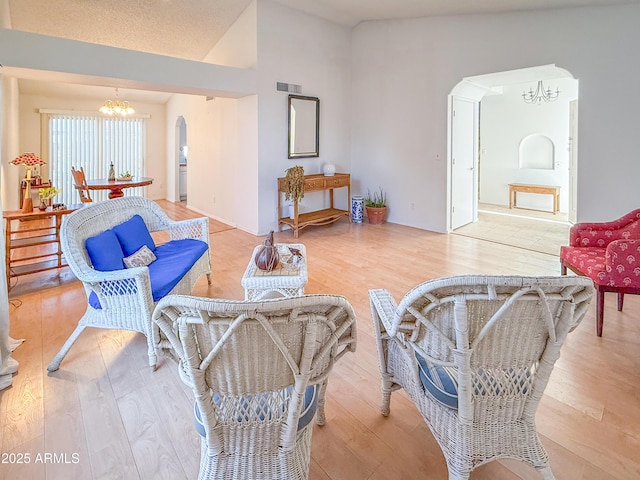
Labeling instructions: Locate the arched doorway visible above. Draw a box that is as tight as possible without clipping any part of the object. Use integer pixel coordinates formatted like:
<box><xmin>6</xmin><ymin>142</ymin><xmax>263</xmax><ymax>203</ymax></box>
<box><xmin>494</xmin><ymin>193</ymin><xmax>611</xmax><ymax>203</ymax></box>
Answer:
<box><xmin>447</xmin><ymin>65</ymin><xmax>578</xmax><ymax>253</ymax></box>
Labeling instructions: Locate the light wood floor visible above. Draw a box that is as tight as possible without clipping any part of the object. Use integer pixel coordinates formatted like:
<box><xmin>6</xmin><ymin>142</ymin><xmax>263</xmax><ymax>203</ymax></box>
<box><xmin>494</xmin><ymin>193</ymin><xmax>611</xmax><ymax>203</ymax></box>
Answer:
<box><xmin>454</xmin><ymin>203</ymin><xmax>570</xmax><ymax>256</ymax></box>
<box><xmin>3</xmin><ymin>200</ymin><xmax>639</xmax><ymax>480</ymax></box>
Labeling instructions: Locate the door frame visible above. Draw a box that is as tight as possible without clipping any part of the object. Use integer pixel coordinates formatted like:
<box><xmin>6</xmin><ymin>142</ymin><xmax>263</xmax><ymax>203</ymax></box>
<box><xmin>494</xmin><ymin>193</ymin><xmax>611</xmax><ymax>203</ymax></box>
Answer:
<box><xmin>448</xmin><ymin>95</ymin><xmax>479</xmax><ymax>231</ymax></box>
<box><xmin>447</xmin><ymin>65</ymin><xmax>579</xmax><ymax>233</ymax></box>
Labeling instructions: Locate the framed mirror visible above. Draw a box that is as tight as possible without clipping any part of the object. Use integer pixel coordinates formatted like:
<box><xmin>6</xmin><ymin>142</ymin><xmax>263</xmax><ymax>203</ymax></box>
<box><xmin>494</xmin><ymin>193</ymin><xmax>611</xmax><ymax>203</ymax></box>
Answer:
<box><xmin>288</xmin><ymin>95</ymin><xmax>319</xmax><ymax>158</ymax></box>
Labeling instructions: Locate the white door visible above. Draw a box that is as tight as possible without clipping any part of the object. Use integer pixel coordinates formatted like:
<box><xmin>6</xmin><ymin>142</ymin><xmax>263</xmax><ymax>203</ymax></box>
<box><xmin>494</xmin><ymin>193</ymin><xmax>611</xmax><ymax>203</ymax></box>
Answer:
<box><xmin>451</xmin><ymin>97</ymin><xmax>477</xmax><ymax>230</ymax></box>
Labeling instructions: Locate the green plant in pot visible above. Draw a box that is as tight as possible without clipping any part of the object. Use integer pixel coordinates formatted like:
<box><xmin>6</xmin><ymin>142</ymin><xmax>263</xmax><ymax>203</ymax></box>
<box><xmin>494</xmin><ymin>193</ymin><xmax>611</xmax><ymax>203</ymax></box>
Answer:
<box><xmin>283</xmin><ymin>165</ymin><xmax>305</xmax><ymax>218</ymax></box>
<box><xmin>364</xmin><ymin>187</ymin><xmax>387</xmax><ymax>225</ymax></box>
<box><xmin>38</xmin><ymin>186</ymin><xmax>62</xmax><ymax>210</ymax></box>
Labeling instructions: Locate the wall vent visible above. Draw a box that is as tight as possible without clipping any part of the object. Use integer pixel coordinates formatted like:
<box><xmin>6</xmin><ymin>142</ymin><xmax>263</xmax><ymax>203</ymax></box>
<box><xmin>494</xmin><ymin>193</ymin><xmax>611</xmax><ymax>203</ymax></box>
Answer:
<box><xmin>276</xmin><ymin>82</ymin><xmax>302</xmax><ymax>94</ymax></box>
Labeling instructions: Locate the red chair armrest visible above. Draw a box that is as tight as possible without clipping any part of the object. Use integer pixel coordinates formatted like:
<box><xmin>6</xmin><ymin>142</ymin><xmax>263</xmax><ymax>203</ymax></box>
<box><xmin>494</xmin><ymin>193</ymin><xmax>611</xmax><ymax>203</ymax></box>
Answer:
<box><xmin>605</xmin><ymin>239</ymin><xmax>640</xmax><ymax>286</ymax></box>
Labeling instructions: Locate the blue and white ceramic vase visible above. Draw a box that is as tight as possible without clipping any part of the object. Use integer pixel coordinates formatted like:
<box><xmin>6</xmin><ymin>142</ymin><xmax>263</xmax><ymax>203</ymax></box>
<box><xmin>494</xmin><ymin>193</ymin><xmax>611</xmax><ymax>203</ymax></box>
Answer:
<box><xmin>351</xmin><ymin>195</ymin><xmax>364</xmax><ymax>224</ymax></box>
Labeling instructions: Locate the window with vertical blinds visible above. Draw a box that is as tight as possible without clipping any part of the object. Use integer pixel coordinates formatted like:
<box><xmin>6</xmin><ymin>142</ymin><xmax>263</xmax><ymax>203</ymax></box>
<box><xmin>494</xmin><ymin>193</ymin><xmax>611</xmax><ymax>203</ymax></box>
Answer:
<box><xmin>47</xmin><ymin>114</ymin><xmax>147</xmax><ymax>205</ymax></box>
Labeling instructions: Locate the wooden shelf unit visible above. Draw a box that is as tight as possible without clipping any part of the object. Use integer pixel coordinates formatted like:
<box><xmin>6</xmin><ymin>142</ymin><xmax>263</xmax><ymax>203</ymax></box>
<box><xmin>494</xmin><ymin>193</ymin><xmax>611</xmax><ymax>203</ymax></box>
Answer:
<box><xmin>278</xmin><ymin>173</ymin><xmax>350</xmax><ymax>238</ymax></box>
<box><xmin>19</xmin><ymin>179</ymin><xmax>52</xmax><ymax>208</ymax></box>
<box><xmin>3</xmin><ymin>205</ymin><xmax>81</xmax><ymax>289</ymax></box>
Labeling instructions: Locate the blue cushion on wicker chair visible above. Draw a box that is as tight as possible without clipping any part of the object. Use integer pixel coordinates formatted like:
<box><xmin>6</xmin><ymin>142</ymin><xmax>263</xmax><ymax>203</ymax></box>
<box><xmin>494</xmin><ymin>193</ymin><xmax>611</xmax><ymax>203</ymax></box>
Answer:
<box><xmin>88</xmin><ymin>238</ymin><xmax>208</xmax><ymax>309</ymax></box>
<box><xmin>415</xmin><ymin>351</ymin><xmax>458</xmax><ymax>409</ymax></box>
<box><xmin>112</xmin><ymin>214</ymin><xmax>156</xmax><ymax>256</ymax></box>
<box><xmin>85</xmin><ymin>229</ymin><xmax>125</xmax><ymax>271</ymax></box>
<box><xmin>194</xmin><ymin>385</ymin><xmax>318</xmax><ymax>437</ymax></box>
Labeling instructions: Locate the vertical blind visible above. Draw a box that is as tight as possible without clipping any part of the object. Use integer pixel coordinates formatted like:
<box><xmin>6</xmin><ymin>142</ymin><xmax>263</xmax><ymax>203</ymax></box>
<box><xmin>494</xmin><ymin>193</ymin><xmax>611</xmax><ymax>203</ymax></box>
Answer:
<box><xmin>47</xmin><ymin>114</ymin><xmax>147</xmax><ymax>205</ymax></box>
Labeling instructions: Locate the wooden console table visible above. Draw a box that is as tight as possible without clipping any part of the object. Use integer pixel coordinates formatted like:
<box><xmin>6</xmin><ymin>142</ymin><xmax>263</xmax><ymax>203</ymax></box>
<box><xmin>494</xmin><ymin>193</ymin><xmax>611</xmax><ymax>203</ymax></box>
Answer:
<box><xmin>278</xmin><ymin>173</ymin><xmax>350</xmax><ymax>238</ymax></box>
<box><xmin>4</xmin><ymin>205</ymin><xmax>81</xmax><ymax>289</ymax></box>
<box><xmin>509</xmin><ymin>183</ymin><xmax>560</xmax><ymax>214</ymax></box>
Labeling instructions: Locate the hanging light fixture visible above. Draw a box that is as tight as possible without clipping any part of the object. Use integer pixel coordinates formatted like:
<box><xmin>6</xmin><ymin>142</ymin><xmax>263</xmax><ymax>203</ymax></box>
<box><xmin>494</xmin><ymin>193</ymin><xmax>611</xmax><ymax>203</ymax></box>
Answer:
<box><xmin>99</xmin><ymin>88</ymin><xmax>135</xmax><ymax>116</ymax></box>
<box><xmin>522</xmin><ymin>80</ymin><xmax>560</xmax><ymax>104</ymax></box>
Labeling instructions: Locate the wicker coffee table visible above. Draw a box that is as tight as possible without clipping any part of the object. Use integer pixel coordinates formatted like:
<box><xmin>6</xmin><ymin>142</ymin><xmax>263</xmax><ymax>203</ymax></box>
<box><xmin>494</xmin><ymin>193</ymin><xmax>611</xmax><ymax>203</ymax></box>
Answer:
<box><xmin>241</xmin><ymin>243</ymin><xmax>308</xmax><ymax>301</ymax></box>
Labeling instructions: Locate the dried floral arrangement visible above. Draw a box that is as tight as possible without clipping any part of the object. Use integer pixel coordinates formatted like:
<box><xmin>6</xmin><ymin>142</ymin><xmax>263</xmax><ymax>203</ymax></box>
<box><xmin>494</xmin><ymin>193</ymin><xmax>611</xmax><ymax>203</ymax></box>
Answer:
<box><xmin>283</xmin><ymin>165</ymin><xmax>305</xmax><ymax>203</ymax></box>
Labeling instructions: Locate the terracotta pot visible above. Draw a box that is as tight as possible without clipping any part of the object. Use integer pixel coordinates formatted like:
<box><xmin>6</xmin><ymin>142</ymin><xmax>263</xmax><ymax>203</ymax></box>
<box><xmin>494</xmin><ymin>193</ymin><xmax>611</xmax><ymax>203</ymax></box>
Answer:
<box><xmin>366</xmin><ymin>206</ymin><xmax>387</xmax><ymax>225</ymax></box>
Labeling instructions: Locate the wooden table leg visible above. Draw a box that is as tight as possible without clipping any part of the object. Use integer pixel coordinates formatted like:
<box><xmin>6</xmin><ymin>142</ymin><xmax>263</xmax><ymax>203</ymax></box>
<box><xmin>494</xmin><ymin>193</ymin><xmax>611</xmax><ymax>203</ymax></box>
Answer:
<box><xmin>108</xmin><ymin>188</ymin><xmax>125</xmax><ymax>199</ymax></box>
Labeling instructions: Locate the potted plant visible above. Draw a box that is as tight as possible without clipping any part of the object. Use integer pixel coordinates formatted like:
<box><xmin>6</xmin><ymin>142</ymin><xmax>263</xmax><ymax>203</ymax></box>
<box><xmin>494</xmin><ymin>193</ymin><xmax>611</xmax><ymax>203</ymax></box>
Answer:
<box><xmin>364</xmin><ymin>187</ymin><xmax>387</xmax><ymax>225</ymax></box>
<box><xmin>283</xmin><ymin>165</ymin><xmax>305</xmax><ymax>218</ymax></box>
<box><xmin>38</xmin><ymin>186</ymin><xmax>62</xmax><ymax>210</ymax></box>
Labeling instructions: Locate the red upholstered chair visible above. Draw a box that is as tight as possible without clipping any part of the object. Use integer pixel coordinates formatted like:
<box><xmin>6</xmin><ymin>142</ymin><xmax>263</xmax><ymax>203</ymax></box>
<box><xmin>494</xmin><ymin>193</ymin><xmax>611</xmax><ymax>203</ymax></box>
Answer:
<box><xmin>560</xmin><ymin>208</ymin><xmax>640</xmax><ymax>336</ymax></box>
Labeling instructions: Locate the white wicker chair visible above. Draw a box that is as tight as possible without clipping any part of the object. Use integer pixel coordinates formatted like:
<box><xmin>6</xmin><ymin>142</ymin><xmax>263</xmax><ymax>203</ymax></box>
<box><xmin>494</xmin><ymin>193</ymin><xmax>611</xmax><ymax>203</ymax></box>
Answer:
<box><xmin>48</xmin><ymin>196</ymin><xmax>211</xmax><ymax>372</ymax></box>
<box><xmin>369</xmin><ymin>275</ymin><xmax>594</xmax><ymax>480</ymax></box>
<box><xmin>152</xmin><ymin>294</ymin><xmax>357</xmax><ymax>480</ymax></box>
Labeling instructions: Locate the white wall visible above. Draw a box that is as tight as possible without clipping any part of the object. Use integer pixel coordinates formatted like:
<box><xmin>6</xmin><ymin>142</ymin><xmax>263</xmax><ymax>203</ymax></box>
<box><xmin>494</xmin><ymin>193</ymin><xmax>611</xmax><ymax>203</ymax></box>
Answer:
<box><xmin>480</xmin><ymin>78</ymin><xmax>578</xmax><ymax>212</ymax></box>
<box><xmin>0</xmin><ymin>74</ymin><xmax>20</xmax><ymax>390</ymax></box>
<box><xmin>255</xmin><ymin>0</ymin><xmax>352</xmax><ymax>234</ymax></box>
<box><xmin>0</xmin><ymin>75</ymin><xmax>19</xmax><ymax>210</ymax></box>
<box><xmin>164</xmin><ymin>2</ymin><xmax>259</xmax><ymax>233</ymax></box>
<box><xmin>351</xmin><ymin>4</ymin><xmax>640</xmax><ymax>230</ymax></box>
<box><xmin>162</xmin><ymin>0</ymin><xmax>352</xmax><ymax>237</ymax></box>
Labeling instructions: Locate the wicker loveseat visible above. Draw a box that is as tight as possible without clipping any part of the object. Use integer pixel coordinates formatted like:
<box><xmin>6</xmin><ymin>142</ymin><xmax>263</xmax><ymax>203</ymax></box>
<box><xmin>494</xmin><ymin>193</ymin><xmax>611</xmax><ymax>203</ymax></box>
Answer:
<box><xmin>560</xmin><ymin>208</ymin><xmax>640</xmax><ymax>336</ymax></box>
<box><xmin>48</xmin><ymin>196</ymin><xmax>211</xmax><ymax>372</ymax></box>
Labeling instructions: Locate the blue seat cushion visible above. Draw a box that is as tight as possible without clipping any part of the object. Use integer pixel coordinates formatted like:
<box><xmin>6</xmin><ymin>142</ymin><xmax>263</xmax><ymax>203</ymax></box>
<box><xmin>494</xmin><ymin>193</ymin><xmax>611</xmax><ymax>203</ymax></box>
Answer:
<box><xmin>88</xmin><ymin>238</ymin><xmax>208</xmax><ymax>309</ymax></box>
<box><xmin>194</xmin><ymin>385</ymin><xmax>318</xmax><ymax>438</ymax></box>
<box><xmin>85</xmin><ymin>229</ymin><xmax>125</xmax><ymax>271</ymax></box>
<box><xmin>112</xmin><ymin>214</ymin><xmax>156</xmax><ymax>256</ymax></box>
<box><xmin>415</xmin><ymin>351</ymin><xmax>458</xmax><ymax>409</ymax></box>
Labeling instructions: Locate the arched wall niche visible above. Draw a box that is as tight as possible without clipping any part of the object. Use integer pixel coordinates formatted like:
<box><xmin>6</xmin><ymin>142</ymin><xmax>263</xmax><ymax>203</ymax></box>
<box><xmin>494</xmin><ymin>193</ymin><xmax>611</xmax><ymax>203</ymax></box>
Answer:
<box><xmin>519</xmin><ymin>134</ymin><xmax>555</xmax><ymax>170</ymax></box>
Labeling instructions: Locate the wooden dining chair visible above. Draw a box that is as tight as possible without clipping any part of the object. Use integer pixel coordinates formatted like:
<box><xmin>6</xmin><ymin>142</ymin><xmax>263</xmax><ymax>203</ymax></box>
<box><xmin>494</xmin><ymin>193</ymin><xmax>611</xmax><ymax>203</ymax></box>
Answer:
<box><xmin>71</xmin><ymin>166</ymin><xmax>92</xmax><ymax>203</ymax></box>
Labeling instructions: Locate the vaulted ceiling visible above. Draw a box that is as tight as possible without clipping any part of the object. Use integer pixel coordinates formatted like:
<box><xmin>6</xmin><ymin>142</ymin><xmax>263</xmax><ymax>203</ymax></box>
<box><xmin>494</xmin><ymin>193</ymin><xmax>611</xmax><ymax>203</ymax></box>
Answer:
<box><xmin>5</xmin><ymin>0</ymin><xmax>639</xmax><ymax>101</ymax></box>
<box><xmin>8</xmin><ymin>0</ymin><xmax>639</xmax><ymax>61</ymax></box>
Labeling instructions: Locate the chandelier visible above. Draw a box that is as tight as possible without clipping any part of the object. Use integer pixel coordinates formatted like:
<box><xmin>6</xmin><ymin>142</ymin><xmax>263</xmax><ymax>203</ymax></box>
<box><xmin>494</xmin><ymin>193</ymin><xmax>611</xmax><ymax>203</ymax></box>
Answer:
<box><xmin>99</xmin><ymin>88</ymin><xmax>135</xmax><ymax>116</ymax></box>
<box><xmin>522</xmin><ymin>80</ymin><xmax>560</xmax><ymax>104</ymax></box>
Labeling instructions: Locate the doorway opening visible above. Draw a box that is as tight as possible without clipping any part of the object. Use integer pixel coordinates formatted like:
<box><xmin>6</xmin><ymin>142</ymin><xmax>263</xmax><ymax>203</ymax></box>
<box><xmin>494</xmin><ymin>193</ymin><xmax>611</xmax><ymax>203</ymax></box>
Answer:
<box><xmin>447</xmin><ymin>65</ymin><xmax>578</xmax><ymax>254</ymax></box>
<box><xmin>176</xmin><ymin>116</ymin><xmax>188</xmax><ymax>202</ymax></box>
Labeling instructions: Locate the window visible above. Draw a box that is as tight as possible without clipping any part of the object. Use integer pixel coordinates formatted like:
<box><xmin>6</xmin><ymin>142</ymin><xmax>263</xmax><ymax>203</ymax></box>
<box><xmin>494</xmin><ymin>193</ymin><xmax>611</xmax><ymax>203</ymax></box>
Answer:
<box><xmin>46</xmin><ymin>114</ymin><xmax>147</xmax><ymax>205</ymax></box>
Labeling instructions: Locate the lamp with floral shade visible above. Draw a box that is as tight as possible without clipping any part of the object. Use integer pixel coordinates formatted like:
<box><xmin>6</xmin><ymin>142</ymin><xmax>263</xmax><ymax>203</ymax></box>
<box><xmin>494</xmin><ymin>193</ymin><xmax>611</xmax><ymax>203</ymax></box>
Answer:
<box><xmin>10</xmin><ymin>152</ymin><xmax>46</xmax><ymax>213</ymax></box>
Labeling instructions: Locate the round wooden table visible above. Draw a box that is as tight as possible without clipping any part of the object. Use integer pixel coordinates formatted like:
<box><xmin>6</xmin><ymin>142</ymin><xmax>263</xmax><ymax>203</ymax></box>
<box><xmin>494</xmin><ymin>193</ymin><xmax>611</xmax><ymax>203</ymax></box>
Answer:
<box><xmin>81</xmin><ymin>177</ymin><xmax>154</xmax><ymax>199</ymax></box>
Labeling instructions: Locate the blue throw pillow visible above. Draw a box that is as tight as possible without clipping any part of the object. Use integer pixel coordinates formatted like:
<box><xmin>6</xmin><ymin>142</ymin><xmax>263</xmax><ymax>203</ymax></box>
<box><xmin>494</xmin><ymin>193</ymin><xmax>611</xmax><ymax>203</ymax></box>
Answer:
<box><xmin>112</xmin><ymin>214</ymin><xmax>156</xmax><ymax>256</ymax></box>
<box><xmin>415</xmin><ymin>351</ymin><xmax>458</xmax><ymax>409</ymax></box>
<box><xmin>85</xmin><ymin>229</ymin><xmax>125</xmax><ymax>271</ymax></box>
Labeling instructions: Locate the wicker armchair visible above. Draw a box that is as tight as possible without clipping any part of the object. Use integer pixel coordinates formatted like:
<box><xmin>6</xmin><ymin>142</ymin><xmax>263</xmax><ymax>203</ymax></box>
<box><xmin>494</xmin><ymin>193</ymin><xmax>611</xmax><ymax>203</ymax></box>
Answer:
<box><xmin>48</xmin><ymin>197</ymin><xmax>211</xmax><ymax>372</ymax></box>
<box><xmin>370</xmin><ymin>275</ymin><xmax>593</xmax><ymax>480</ymax></box>
<box><xmin>152</xmin><ymin>294</ymin><xmax>357</xmax><ymax>480</ymax></box>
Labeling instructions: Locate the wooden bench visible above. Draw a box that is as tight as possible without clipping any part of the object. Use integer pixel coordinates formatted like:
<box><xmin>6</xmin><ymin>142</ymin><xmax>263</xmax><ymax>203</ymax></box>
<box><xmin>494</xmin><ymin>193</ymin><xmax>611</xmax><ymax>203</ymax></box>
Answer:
<box><xmin>508</xmin><ymin>183</ymin><xmax>560</xmax><ymax>214</ymax></box>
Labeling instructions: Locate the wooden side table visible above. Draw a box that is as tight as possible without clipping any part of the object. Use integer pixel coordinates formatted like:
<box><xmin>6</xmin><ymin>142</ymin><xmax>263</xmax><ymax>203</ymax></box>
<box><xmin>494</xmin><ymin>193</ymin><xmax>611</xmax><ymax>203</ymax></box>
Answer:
<box><xmin>4</xmin><ymin>205</ymin><xmax>82</xmax><ymax>289</ymax></box>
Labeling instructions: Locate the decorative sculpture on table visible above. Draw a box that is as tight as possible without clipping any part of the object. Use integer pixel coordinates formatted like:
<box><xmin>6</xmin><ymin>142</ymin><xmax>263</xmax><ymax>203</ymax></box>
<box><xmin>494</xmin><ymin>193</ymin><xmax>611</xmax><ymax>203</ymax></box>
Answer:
<box><xmin>10</xmin><ymin>152</ymin><xmax>46</xmax><ymax>213</ymax></box>
<box><xmin>254</xmin><ymin>230</ymin><xmax>280</xmax><ymax>271</ymax></box>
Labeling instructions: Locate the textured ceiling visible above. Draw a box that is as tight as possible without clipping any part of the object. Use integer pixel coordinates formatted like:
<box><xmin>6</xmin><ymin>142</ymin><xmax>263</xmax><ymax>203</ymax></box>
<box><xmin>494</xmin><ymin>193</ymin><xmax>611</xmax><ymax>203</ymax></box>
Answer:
<box><xmin>8</xmin><ymin>0</ymin><xmax>254</xmax><ymax>62</ymax></box>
